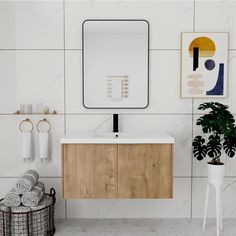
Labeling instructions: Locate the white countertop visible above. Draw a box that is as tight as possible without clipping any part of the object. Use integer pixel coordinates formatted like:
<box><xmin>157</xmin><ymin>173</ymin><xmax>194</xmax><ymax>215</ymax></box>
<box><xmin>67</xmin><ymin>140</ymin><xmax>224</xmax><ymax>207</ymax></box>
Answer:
<box><xmin>60</xmin><ymin>132</ymin><xmax>175</xmax><ymax>144</ymax></box>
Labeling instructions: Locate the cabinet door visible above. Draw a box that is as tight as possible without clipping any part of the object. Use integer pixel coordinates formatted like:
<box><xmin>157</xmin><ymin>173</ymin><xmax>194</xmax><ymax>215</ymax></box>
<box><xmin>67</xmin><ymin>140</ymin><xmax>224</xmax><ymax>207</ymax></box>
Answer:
<box><xmin>62</xmin><ymin>144</ymin><xmax>117</xmax><ymax>199</ymax></box>
<box><xmin>118</xmin><ymin>144</ymin><xmax>173</xmax><ymax>199</ymax></box>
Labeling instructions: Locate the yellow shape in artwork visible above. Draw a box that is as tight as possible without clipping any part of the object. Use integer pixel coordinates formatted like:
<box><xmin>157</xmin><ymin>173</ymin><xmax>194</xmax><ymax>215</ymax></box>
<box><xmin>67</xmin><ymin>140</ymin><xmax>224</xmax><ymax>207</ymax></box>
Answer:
<box><xmin>189</xmin><ymin>37</ymin><xmax>216</xmax><ymax>57</ymax></box>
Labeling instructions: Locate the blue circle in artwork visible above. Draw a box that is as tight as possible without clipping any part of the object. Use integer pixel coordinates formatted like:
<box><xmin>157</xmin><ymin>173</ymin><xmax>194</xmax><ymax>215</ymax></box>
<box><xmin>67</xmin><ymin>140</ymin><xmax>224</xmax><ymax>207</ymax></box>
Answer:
<box><xmin>205</xmin><ymin>59</ymin><xmax>215</xmax><ymax>70</ymax></box>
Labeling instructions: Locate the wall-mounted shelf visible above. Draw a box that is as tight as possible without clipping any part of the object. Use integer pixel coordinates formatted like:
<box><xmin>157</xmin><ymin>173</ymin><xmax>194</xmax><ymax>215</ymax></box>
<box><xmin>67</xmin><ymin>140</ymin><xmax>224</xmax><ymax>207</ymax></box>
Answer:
<box><xmin>14</xmin><ymin>110</ymin><xmax>58</xmax><ymax>115</ymax></box>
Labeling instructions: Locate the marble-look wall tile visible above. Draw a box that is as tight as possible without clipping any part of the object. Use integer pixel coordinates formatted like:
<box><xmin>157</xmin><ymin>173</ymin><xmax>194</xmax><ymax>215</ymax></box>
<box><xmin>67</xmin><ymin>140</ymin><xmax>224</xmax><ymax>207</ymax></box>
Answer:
<box><xmin>65</xmin><ymin>0</ymin><xmax>193</xmax><ymax>49</ymax></box>
<box><xmin>66</xmin><ymin>178</ymin><xmax>191</xmax><ymax>218</ymax></box>
<box><xmin>0</xmin><ymin>177</ymin><xmax>65</xmax><ymax>218</ymax></box>
<box><xmin>227</xmin><ymin>51</ymin><xmax>236</xmax><ymax>114</ymax></box>
<box><xmin>192</xmin><ymin>178</ymin><xmax>236</xmax><ymax>218</ymax></box>
<box><xmin>0</xmin><ymin>1</ymin><xmax>63</xmax><ymax>49</ymax></box>
<box><xmin>195</xmin><ymin>0</ymin><xmax>236</xmax><ymax>49</ymax></box>
<box><xmin>0</xmin><ymin>50</ymin><xmax>64</xmax><ymax>114</ymax></box>
<box><xmin>66</xmin><ymin>114</ymin><xmax>112</xmax><ymax>134</ymax></box>
<box><xmin>0</xmin><ymin>115</ymin><xmax>64</xmax><ymax>177</ymax></box>
<box><xmin>65</xmin><ymin>51</ymin><xmax>192</xmax><ymax>114</ymax></box>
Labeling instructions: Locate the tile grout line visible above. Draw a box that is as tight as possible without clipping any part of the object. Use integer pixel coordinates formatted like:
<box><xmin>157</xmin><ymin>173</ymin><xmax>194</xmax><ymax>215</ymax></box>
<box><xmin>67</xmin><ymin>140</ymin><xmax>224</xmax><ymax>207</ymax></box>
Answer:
<box><xmin>0</xmin><ymin>176</ymin><xmax>62</xmax><ymax>178</ymax></box>
<box><xmin>63</xmin><ymin>0</ymin><xmax>67</xmax><ymax>220</ymax></box>
<box><xmin>190</xmin><ymin>0</ymin><xmax>196</xmax><ymax>219</ymax></box>
<box><xmin>1</xmin><ymin>48</ymin><xmax>236</xmax><ymax>51</ymax></box>
<box><xmin>2</xmin><ymin>176</ymin><xmax>236</xmax><ymax>179</ymax></box>
<box><xmin>1</xmin><ymin>113</ymin><xmax>236</xmax><ymax>116</ymax></box>
<box><xmin>191</xmin><ymin>98</ymin><xmax>194</xmax><ymax>219</ymax></box>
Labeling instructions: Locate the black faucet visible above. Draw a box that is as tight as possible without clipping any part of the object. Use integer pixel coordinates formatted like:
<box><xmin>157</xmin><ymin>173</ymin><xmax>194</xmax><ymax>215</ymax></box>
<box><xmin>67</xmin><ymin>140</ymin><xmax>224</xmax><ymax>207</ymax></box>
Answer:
<box><xmin>113</xmin><ymin>114</ymin><xmax>119</xmax><ymax>133</ymax></box>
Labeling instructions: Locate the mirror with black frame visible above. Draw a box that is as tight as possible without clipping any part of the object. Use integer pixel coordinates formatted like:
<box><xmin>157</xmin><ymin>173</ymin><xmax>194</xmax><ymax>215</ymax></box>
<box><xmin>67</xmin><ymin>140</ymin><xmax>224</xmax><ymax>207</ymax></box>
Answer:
<box><xmin>82</xmin><ymin>19</ymin><xmax>149</xmax><ymax>109</ymax></box>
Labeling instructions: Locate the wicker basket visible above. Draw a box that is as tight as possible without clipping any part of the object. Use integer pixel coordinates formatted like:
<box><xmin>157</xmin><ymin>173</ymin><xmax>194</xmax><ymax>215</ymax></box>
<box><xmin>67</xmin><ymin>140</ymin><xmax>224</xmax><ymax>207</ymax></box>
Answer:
<box><xmin>0</xmin><ymin>188</ymin><xmax>56</xmax><ymax>236</ymax></box>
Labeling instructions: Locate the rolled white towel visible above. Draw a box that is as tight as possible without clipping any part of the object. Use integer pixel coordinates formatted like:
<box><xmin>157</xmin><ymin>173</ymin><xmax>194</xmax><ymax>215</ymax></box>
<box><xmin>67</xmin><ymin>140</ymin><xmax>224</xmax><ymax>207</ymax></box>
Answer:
<box><xmin>15</xmin><ymin>170</ymin><xmax>39</xmax><ymax>194</ymax></box>
<box><xmin>11</xmin><ymin>206</ymin><xmax>31</xmax><ymax>213</ymax></box>
<box><xmin>0</xmin><ymin>203</ymin><xmax>10</xmax><ymax>212</ymax></box>
<box><xmin>21</xmin><ymin>182</ymin><xmax>45</xmax><ymax>207</ymax></box>
<box><xmin>3</xmin><ymin>188</ymin><xmax>21</xmax><ymax>207</ymax></box>
<box><xmin>25</xmin><ymin>170</ymin><xmax>39</xmax><ymax>182</ymax></box>
<box><xmin>11</xmin><ymin>206</ymin><xmax>32</xmax><ymax>236</ymax></box>
<box><xmin>0</xmin><ymin>203</ymin><xmax>11</xmax><ymax>236</ymax></box>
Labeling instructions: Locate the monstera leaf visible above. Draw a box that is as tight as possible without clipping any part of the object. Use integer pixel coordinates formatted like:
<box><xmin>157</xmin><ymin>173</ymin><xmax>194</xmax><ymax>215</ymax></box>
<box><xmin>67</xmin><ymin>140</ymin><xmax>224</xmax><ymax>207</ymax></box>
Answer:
<box><xmin>198</xmin><ymin>102</ymin><xmax>228</xmax><ymax>111</ymax></box>
<box><xmin>206</xmin><ymin>135</ymin><xmax>221</xmax><ymax>158</ymax></box>
<box><xmin>223</xmin><ymin>134</ymin><xmax>236</xmax><ymax>158</ymax></box>
<box><xmin>193</xmin><ymin>102</ymin><xmax>236</xmax><ymax>163</ymax></box>
<box><xmin>192</xmin><ymin>136</ymin><xmax>207</xmax><ymax>161</ymax></box>
<box><xmin>197</xmin><ymin>114</ymin><xmax>217</xmax><ymax>134</ymax></box>
<box><xmin>197</xmin><ymin>102</ymin><xmax>235</xmax><ymax>135</ymax></box>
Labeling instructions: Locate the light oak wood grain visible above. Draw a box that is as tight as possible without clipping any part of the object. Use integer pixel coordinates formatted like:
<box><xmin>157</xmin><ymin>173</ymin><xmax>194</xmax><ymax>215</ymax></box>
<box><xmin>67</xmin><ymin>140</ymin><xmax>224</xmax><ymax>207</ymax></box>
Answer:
<box><xmin>62</xmin><ymin>144</ymin><xmax>117</xmax><ymax>199</ymax></box>
<box><xmin>118</xmin><ymin>144</ymin><xmax>173</xmax><ymax>199</ymax></box>
<box><xmin>62</xmin><ymin>144</ymin><xmax>173</xmax><ymax>199</ymax></box>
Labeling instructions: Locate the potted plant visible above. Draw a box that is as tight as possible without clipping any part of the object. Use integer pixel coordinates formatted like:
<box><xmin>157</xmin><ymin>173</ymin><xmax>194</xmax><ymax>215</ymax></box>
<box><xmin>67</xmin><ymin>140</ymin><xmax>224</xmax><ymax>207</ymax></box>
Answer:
<box><xmin>193</xmin><ymin>102</ymin><xmax>236</xmax><ymax>182</ymax></box>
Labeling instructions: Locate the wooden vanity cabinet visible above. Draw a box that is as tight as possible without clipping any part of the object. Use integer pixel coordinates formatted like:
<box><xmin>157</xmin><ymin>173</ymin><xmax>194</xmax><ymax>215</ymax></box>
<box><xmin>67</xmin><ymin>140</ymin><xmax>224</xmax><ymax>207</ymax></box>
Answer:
<box><xmin>62</xmin><ymin>144</ymin><xmax>117</xmax><ymax>199</ymax></box>
<box><xmin>62</xmin><ymin>144</ymin><xmax>173</xmax><ymax>199</ymax></box>
<box><xmin>118</xmin><ymin>144</ymin><xmax>173</xmax><ymax>199</ymax></box>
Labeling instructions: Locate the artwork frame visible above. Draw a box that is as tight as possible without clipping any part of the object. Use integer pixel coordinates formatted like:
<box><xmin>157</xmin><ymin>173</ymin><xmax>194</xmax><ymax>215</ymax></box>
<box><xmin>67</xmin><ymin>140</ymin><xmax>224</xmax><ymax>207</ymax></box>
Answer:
<box><xmin>181</xmin><ymin>32</ymin><xmax>228</xmax><ymax>98</ymax></box>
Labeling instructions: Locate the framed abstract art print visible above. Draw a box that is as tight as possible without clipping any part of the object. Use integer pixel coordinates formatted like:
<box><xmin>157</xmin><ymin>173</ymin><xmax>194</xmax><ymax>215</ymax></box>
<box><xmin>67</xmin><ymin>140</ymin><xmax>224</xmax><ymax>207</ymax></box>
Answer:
<box><xmin>181</xmin><ymin>33</ymin><xmax>228</xmax><ymax>98</ymax></box>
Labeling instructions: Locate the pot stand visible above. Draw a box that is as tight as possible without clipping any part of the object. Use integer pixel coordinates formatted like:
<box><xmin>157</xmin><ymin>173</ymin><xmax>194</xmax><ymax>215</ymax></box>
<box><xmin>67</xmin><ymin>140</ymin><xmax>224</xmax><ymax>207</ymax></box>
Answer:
<box><xmin>202</xmin><ymin>164</ymin><xmax>225</xmax><ymax>236</ymax></box>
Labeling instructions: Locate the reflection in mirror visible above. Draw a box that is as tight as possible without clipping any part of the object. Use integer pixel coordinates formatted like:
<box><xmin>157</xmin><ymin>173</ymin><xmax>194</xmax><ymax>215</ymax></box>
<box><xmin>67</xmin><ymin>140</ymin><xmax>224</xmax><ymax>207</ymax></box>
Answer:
<box><xmin>82</xmin><ymin>20</ymin><xmax>149</xmax><ymax>109</ymax></box>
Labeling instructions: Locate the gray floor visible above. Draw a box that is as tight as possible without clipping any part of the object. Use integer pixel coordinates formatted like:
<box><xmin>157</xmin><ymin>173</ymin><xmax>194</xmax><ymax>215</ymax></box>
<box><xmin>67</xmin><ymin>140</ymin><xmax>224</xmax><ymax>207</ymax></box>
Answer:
<box><xmin>55</xmin><ymin>219</ymin><xmax>236</xmax><ymax>236</ymax></box>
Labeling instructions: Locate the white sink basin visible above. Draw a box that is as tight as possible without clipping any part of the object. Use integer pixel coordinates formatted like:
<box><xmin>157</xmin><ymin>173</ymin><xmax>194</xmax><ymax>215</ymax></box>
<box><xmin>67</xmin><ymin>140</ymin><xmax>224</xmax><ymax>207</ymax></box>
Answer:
<box><xmin>94</xmin><ymin>132</ymin><xmax>141</xmax><ymax>139</ymax></box>
<box><xmin>61</xmin><ymin>132</ymin><xmax>174</xmax><ymax>144</ymax></box>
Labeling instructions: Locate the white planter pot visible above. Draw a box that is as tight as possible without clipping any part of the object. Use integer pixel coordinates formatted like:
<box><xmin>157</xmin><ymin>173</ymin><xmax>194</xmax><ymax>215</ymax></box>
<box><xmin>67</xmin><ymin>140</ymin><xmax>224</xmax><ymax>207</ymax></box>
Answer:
<box><xmin>207</xmin><ymin>163</ymin><xmax>225</xmax><ymax>187</ymax></box>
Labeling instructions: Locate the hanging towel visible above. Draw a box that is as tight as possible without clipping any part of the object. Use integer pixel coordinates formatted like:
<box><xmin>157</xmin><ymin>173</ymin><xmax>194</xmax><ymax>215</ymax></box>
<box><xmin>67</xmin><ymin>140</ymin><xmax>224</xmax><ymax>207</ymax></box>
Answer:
<box><xmin>3</xmin><ymin>188</ymin><xmax>21</xmax><ymax>207</ymax></box>
<box><xmin>21</xmin><ymin>182</ymin><xmax>45</xmax><ymax>207</ymax></box>
<box><xmin>0</xmin><ymin>203</ymin><xmax>11</xmax><ymax>236</ymax></box>
<box><xmin>30</xmin><ymin>195</ymin><xmax>53</xmax><ymax>236</ymax></box>
<box><xmin>21</xmin><ymin>131</ymin><xmax>33</xmax><ymax>161</ymax></box>
<box><xmin>11</xmin><ymin>206</ymin><xmax>32</xmax><ymax>236</ymax></box>
<box><xmin>15</xmin><ymin>170</ymin><xmax>39</xmax><ymax>194</ymax></box>
<box><xmin>39</xmin><ymin>131</ymin><xmax>49</xmax><ymax>161</ymax></box>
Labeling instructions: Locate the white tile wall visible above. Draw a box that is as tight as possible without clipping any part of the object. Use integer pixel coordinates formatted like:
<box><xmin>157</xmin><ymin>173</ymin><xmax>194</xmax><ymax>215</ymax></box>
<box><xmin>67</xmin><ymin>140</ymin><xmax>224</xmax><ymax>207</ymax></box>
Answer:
<box><xmin>65</xmin><ymin>0</ymin><xmax>194</xmax><ymax>49</ymax></box>
<box><xmin>192</xmin><ymin>178</ymin><xmax>236</xmax><ymax>218</ymax></box>
<box><xmin>0</xmin><ymin>51</ymin><xmax>64</xmax><ymax>114</ymax></box>
<box><xmin>0</xmin><ymin>1</ymin><xmax>63</xmax><ymax>49</ymax></box>
<box><xmin>0</xmin><ymin>0</ymin><xmax>236</xmax><ymax>219</ymax></box>
<box><xmin>195</xmin><ymin>0</ymin><xmax>236</xmax><ymax>50</ymax></box>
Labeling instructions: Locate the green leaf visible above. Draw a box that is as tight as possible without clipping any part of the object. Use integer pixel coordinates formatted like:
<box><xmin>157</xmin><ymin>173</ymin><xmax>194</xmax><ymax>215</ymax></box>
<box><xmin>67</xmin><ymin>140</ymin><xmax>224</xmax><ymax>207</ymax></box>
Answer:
<box><xmin>192</xmin><ymin>136</ymin><xmax>207</xmax><ymax>161</ymax></box>
<box><xmin>206</xmin><ymin>135</ymin><xmax>221</xmax><ymax>158</ymax></box>
<box><xmin>194</xmin><ymin>102</ymin><xmax>236</xmax><ymax>160</ymax></box>
<box><xmin>223</xmin><ymin>133</ymin><xmax>236</xmax><ymax>158</ymax></box>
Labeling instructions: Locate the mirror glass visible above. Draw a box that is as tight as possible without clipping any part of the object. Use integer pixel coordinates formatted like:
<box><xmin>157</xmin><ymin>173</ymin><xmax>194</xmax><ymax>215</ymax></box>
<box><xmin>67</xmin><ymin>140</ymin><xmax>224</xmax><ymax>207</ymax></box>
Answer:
<box><xmin>82</xmin><ymin>20</ymin><xmax>149</xmax><ymax>109</ymax></box>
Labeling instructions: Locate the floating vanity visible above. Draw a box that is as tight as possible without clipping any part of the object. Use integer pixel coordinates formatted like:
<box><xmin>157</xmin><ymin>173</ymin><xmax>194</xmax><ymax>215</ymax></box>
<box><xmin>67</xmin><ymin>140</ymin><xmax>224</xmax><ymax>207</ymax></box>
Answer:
<box><xmin>61</xmin><ymin>132</ymin><xmax>174</xmax><ymax>199</ymax></box>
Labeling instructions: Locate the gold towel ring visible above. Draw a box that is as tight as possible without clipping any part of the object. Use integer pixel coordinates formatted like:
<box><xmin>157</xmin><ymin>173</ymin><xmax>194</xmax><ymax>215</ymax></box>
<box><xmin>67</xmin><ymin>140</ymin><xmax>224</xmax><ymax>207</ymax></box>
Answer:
<box><xmin>19</xmin><ymin>119</ymin><xmax>34</xmax><ymax>132</ymax></box>
<box><xmin>37</xmin><ymin>118</ymin><xmax>51</xmax><ymax>132</ymax></box>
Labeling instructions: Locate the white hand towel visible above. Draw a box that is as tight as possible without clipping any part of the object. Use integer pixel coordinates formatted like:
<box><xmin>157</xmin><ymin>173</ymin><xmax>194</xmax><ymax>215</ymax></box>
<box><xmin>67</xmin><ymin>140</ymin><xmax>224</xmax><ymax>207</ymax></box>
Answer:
<box><xmin>21</xmin><ymin>131</ymin><xmax>33</xmax><ymax>161</ymax></box>
<box><xmin>39</xmin><ymin>131</ymin><xmax>49</xmax><ymax>161</ymax></box>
